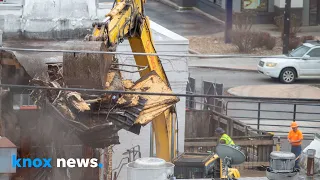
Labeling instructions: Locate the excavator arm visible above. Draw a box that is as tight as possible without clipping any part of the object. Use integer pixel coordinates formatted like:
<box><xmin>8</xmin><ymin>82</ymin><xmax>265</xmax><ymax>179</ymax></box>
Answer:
<box><xmin>85</xmin><ymin>0</ymin><xmax>177</xmax><ymax>161</ymax></box>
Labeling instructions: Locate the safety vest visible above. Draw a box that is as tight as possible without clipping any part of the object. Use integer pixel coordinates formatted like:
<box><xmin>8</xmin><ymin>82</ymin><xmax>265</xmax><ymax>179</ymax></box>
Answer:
<box><xmin>220</xmin><ymin>134</ymin><xmax>235</xmax><ymax>145</ymax></box>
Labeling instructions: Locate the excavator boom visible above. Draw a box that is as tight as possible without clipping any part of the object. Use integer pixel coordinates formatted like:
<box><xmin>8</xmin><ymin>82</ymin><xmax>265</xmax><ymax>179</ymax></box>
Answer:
<box><xmin>65</xmin><ymin>0</ymin><xmax>177</xmax><ymax>161</ymax></box>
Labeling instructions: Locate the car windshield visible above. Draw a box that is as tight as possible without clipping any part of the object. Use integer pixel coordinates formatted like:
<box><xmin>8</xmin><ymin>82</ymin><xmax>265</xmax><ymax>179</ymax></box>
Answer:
<box><xmin>289</xmin><ymin>45</ymin><xmax>311</xmax><ymax>57</ymax></box>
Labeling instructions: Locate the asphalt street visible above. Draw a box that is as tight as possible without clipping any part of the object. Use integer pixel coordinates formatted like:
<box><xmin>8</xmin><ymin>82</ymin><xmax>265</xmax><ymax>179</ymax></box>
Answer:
<box><xmin>144</xmin><ymin>0</ymin><xmax>224</xmax><ymax>36</ymax></box>
<box><xmin>100</xmin><ymin>0</ymin><xmax>224</xmax><ymax>36</ymax></box>
<box><xmin>189</xmin><ymin>68</ymin><xmax>320</xmax><ymax>91</ymax></box>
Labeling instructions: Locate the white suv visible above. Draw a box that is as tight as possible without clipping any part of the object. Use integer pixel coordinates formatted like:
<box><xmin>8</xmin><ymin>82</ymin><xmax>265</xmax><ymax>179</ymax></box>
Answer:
<box><xmin>257</xmin><ymin>41</ymin><xmax>320</xmax><ymax>83</ymax></box>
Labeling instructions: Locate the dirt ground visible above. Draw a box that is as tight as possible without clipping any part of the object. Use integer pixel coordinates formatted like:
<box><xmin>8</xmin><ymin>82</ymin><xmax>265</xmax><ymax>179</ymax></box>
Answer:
<box><xmin>187</xmin><ymin>35</ymin><xmax>283</xmax><ymax>55</ymax></box>
<box><xmin>187</xmin><ymin>35</ymin><xmax>320</xmax><ymax>55</ymax></box>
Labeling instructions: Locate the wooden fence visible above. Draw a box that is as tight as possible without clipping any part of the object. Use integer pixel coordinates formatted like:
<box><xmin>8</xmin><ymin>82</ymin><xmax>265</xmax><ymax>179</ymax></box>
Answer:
<box><xmin>185</xmin><ymin>110</ymin><xmax>274</xmax><ymax>169</ymax></box>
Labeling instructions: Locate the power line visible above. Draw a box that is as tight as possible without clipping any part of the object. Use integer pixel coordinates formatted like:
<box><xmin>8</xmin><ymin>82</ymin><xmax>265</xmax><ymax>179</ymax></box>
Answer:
<box><xmin>0</xmin><ymin>46</ymin><xmax>303</xmax><ymax>59</ymax></box>
<box><xmin>2</xmin><ymin>83</ymin><xmax>320</xmax><ymax>103</ymax></box>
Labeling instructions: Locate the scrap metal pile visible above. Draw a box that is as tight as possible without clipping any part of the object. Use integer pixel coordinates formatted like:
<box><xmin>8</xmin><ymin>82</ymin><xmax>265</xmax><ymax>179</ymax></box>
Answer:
<box><xmin>28</xmin><ymin>46</ymin><xmax>179</xmax><ymax>148</ymax></box>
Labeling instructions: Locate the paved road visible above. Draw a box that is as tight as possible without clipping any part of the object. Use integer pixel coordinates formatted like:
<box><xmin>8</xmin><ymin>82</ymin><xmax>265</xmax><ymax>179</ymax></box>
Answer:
<box><xmin>189</xmin><ymin>68</ymin><xmax>320</xmax><ymax>91</ymax></box>
<box><xmin>100</xmin><ymin>0</ymin><xmax>224</xmax><ymax>36</ymax></box>
<box><xmin>144</xmin><ymin>0</ymin><xmax>224</xmax><ymax>36</ymax></box>
<box><xmin>188</xmin><ymin>57</ymin><xmax>259</xmax><ymax>71</ymax></box>
<box><xmin>189</xmin><ymin>68</ymin><xmax>272</xmax><ymax>92</ymax></box>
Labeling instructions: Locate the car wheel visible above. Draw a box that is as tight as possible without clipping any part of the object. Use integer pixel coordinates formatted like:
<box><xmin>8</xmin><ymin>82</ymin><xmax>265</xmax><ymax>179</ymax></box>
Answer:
<box><xmin>280</xmin><ymin>68</ymin><xmax>296</xmax><ymax>84</ymax></box>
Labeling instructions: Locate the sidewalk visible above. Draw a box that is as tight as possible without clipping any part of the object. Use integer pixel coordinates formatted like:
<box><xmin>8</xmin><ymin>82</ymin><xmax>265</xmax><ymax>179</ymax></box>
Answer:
<box><xmin>227</xmin><ymin>84</ymin><xmax>320</xmax><ymax>99</ymax></box>
<box><xmin>235</xmin><ymin>24</ymin><xmax>320</xmax><ymax>38</ymax></box>
<box><xmin>188</xmin><ymin>56</ymin><xmax>259</xmax><ymax>72</ymax></box>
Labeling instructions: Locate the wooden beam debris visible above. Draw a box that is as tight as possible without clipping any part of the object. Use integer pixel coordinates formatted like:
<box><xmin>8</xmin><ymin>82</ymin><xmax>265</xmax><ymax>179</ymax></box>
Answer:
<box><xmin>28</xmin><ymin>62</ymin><xmax>179</xmax><ymax>148</ymax></box>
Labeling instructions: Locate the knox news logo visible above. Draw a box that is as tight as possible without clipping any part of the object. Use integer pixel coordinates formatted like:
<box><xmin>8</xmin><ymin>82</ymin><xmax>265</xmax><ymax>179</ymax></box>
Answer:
<box><xmin>11</xmin><ymin>155</ymin><xmax>103</xmax><ymax>168</ymax></box>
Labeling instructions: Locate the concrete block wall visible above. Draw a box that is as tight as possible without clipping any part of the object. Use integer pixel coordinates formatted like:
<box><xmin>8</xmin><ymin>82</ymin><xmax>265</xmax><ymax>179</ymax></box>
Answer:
<box><xmin>20</xmin><ymin>0</ymin><xmax>96</xmax><ymax>39</ymax></box>
<box><xmin>0</xmin><ymin>0</ymin><xmax>99</xmax><ymax>39</ymax></box>
<box><xmin>0</xmin><ymin>0</ymin><xmax>23</xmax><ymax>35</ymax></box>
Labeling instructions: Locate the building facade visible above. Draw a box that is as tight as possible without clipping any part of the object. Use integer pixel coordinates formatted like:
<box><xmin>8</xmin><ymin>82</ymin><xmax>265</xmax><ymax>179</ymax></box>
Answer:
<box><xmin>170</xmin><ymin>0</ymin><xmax>320</xmax><ymax>26</ymax></box>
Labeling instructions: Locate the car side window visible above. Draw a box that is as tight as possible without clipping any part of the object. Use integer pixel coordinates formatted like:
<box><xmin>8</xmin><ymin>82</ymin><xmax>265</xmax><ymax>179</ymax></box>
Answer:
<box><xmin>307</xmin><ymin>48</ymin><xmax>320</xmax><ymax>58</ymax></box>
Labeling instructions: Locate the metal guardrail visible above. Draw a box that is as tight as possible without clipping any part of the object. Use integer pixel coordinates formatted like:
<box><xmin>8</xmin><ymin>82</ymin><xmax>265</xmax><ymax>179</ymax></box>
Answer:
<box><xmin>225</xmin><ymin>100</ymin><xmax>320</xmax><ymax>136</ymax></box>
<box><xmin>185</xmin><ymin>110</ymin><xmax>274</xmax><ymax>164</ymax></box>
<box><xmin>186</xmin><ymin>96</ymin><xmax>320</xmax><ymax>138</ymax></box>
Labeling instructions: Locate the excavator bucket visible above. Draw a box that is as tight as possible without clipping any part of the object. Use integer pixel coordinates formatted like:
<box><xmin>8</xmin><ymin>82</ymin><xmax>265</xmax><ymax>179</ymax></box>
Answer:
<box><xmin>62</xmin><ymin>41</ymin><xmax>115</xmax><ymax>89</ymax></box>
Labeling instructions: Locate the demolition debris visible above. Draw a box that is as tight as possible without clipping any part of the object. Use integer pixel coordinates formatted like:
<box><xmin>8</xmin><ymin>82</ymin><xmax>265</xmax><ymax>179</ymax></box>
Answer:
<box><xmin>28</xmin><ymin>61</ymin><xmax>179</xmax><ymax>148</ymax></box>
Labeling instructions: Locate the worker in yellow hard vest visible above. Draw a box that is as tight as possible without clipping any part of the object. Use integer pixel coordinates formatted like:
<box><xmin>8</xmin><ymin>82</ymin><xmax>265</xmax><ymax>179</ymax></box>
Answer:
<box><xmin>215</xmin><ymin>127</ymin><xmax>235</xmax><ymax>145</ymax></box>
<box><xmin>215</xmin><ymin>127</ymin><xmax>238</xmax><ymax>178</ymax></box>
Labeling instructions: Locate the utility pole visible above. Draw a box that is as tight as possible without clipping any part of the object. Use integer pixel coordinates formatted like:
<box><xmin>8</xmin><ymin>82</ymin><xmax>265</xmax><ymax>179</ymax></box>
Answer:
<box><xmin>283</xmin><ymin>0</ymin><xmax>291</xmax><ymax>54</ymax></box>
<box><xmin>225</xmin><ymin>0</ymin><xmax>233</xmax><ymax>43</ymax></box>
<box><xmin>318</xmin><ymin>0</ymin><xmax>320</xmax><ymax>25</ymax></box>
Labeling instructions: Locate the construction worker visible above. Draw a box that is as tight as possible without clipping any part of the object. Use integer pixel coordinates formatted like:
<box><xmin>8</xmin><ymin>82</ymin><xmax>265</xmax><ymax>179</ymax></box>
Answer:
<box><xmin>287</xmin><ymin>121</ymin><xmax>303</xmax><ymax>169</ymax></box>
<box><xmin>215</xmin><ymin>127</ymin><xmax>235</xmax><ymax>145</ymax></box>
<box><xmin>215</xmin><ymin>127</ymin><xmax>235</xmax><ymax>176</ymax></box>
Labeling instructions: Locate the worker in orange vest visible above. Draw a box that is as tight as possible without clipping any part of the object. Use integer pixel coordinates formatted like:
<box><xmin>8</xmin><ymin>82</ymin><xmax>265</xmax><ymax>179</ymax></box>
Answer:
<box><xmin>287</xmin><ymin>121</ymin><xmax>303</xmax><ymax>169</ymax></box>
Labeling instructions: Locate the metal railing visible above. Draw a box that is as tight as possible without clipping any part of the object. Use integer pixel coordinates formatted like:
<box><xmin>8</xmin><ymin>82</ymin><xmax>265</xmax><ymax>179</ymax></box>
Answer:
<box><xmin>112</xmin><ymin>145</ymin><xmax>141</xmax><ymax>180</ymax></box>
<box><xmin>225</xmin><ymin>100</ymin><xmax>320</xmax><ymax>137</ymax></box>
<box><xmin>185</xmin><ymin>110</ymin><xmax>274</xmax><ymax>165</ymax></box>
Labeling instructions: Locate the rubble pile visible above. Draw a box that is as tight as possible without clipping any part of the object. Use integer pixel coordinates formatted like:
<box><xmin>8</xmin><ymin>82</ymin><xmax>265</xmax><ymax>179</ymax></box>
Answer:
<box><xmin>29</xmin><ymin>62</ymin><xmax>179</xmax><ymax>148</ymax></box>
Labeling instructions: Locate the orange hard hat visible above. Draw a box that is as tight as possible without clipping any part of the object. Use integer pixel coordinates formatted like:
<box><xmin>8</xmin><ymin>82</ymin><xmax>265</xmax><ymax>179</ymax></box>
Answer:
<box><xmin>291</xmin><ymin>121</ymin><xmax>298</xmax><ymax>128</ymax></box>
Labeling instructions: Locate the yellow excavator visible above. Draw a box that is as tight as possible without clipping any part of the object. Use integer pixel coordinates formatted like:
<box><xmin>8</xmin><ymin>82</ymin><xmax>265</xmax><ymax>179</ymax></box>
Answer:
<box><xmin>79</xmin><ymin>0</ymin><xmax>241</xmax><ymax>179</ymax></box>
<box><xmin>84</xmin><ymin>0</ymin><xmax>176</xmax><ymax>162</ymax></box>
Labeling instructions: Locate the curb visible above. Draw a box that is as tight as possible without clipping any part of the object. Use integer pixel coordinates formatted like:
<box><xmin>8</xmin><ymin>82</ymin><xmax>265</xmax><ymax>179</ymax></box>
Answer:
<box><xmin>152</xmin><ymin>0</ymin><xmax>225</xmax><ymax>24</ymax></box>
<box><xmin>226</xmin><ymin>84</ymin><xmax>320</xmax><ymax>99</ymax></box>
<box><xmin>188</xmin><ymin>49</ymin><xmax>201</xmax><ymax>54</ymax></box>
<box><xmin>224</xmin><ymin>89</ymin><xmax>235</xmax><ymax>97</ymax></box>
<box><xmin>192</xmin><ymin>7</ymin><xmax>225</xmax><ymax>25</ymax></box>
<box><xmin>226</xmin><ymin>88</ymin><xmax>238</xmax><ymax>97</ymax></box>
<box><xmin>189</xmin><ymin>65</ymin><xmax>257</xmax><ymax>72</ymax></box>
